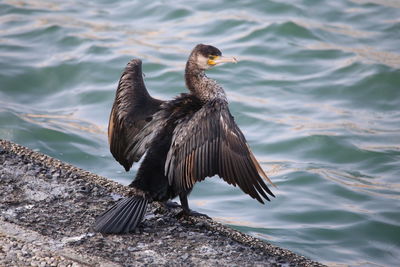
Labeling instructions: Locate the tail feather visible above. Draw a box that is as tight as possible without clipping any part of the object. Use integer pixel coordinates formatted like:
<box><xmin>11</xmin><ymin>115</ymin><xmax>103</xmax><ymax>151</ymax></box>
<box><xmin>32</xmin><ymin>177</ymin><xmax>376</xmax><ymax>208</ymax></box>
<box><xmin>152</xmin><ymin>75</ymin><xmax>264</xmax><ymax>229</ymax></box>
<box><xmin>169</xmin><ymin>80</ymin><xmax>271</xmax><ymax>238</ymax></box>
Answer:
<box><xmin>126</xmin><ymin>197</ymin><xmax>147</xmax><ymax>232</ymax></box>
<box><xmin>110</xmin><ymin>197</ymin><xmax>140</xmax><ymax>233</ymax></box>
<box><xmin>94</xmin><ymin>196</ymin><xmax>148</xmax><ymax>234</ymax></box>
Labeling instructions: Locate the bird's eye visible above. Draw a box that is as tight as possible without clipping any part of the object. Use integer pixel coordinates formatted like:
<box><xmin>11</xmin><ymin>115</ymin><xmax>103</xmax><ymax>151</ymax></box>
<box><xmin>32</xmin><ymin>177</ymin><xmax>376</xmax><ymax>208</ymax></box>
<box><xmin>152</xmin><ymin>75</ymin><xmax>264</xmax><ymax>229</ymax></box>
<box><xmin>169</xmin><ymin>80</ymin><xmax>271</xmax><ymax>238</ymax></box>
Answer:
<box><xmin>208</xmin><ymin>55</ymin><xmax>216</xmax><ymax>60</ymax></box>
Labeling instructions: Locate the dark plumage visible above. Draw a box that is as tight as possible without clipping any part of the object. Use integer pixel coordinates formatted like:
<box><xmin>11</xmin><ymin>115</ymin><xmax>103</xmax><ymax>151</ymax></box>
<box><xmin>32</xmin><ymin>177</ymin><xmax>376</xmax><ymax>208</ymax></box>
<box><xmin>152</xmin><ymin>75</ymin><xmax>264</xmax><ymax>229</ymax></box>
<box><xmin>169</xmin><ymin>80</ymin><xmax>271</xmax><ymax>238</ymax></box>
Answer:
<box><xmin>94</xmin><ymin>44</ymin><xmax>275</xmax><ymax>234</ymax></box>
<box><xmin>108</xmin><ymin>59</ymin><xmax>163</xmax><ymax>171</ymax></box>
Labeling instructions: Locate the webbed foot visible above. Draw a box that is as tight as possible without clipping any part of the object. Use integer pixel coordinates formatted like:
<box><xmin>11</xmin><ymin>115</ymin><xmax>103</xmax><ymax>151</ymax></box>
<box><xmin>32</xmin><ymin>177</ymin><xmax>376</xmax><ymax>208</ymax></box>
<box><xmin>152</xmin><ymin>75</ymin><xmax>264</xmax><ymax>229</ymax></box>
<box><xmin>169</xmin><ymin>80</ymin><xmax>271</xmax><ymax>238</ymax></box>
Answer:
<box><xmin>178</xmin><ymin>191</ymin><xmax>211</xmax><ymax>219</ymax></box>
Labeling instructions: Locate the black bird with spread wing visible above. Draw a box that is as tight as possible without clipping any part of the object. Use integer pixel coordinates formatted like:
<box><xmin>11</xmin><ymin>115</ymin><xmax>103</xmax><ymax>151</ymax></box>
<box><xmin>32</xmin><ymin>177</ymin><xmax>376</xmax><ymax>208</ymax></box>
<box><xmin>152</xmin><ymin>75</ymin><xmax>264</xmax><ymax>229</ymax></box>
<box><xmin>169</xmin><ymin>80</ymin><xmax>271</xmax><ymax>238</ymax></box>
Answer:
<box><xmin>94</xmin><ymin>44</ymin><xmax>275</xmax><ymax>234</ymax></box>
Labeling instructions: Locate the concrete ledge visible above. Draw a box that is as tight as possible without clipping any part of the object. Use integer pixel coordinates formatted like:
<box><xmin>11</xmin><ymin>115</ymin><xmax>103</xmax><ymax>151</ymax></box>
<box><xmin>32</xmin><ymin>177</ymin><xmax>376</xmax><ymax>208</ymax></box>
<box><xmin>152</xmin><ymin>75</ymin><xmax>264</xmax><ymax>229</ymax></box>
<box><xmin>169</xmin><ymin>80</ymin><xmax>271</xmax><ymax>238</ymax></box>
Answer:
<box><xmin>0</xmin><ymin>139</ymin><xmax>325</xmax><ymax>266</ymax></box>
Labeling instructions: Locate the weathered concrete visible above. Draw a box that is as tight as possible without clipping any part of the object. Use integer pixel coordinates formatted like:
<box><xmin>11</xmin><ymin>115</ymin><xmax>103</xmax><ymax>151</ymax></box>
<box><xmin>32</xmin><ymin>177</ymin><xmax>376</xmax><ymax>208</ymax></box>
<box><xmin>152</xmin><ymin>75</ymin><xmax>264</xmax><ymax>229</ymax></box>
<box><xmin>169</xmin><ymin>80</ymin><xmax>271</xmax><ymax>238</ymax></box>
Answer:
<box><xmin>0</xmin><ymin>139</ymin><xmax>325</xmax><ymax>266</ymax></box>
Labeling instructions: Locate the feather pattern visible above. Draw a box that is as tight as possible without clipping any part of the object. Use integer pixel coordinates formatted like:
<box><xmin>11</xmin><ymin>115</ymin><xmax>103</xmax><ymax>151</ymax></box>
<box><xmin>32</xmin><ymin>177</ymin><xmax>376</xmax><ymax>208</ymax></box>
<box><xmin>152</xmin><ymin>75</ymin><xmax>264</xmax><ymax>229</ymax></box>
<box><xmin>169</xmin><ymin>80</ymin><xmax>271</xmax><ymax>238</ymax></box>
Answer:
<box><xmin>108</xmin><ymin>59</ymin><xmax>163</xmax><ymax>171</ymax></box>
<box><xmin>165</xmin><ymin>98</ymin><xmax>275</xmax><ymax>204</ymax></box>
<box><xmin>94</xmin><ymin>196</ymin><xmax>148</xmax><ymax>234</ymax></box>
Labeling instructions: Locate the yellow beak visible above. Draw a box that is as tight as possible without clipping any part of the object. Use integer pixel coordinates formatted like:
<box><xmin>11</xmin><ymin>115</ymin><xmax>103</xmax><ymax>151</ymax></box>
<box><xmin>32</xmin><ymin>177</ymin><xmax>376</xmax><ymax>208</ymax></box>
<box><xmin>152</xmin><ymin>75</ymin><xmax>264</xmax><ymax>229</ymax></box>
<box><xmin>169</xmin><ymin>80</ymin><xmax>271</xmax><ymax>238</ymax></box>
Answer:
<box><xmin>208</xmin><ymin>56</ymin><xmax>238</xmax><ymax>66</ymax></box>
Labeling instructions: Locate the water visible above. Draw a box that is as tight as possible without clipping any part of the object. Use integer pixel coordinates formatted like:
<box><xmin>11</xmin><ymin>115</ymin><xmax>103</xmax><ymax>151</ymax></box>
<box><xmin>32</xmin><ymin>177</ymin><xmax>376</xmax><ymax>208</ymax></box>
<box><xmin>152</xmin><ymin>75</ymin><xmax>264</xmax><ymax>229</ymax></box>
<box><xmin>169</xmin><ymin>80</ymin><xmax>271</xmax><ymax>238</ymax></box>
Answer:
<box><xmin>1</xmin><ymin>0</ymin><xmax>399</xmax><ymax>265</ymax></box>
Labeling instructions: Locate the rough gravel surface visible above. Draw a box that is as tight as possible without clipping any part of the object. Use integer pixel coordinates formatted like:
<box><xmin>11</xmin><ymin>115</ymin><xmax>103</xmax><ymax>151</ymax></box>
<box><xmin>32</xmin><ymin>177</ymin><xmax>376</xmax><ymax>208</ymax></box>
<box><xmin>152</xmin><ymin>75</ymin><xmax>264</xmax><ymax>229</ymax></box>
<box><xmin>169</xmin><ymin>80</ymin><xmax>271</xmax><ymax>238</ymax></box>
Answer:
<box><xmin>0</xmin><ymin>139</ymin><xmax>325</xmax><ymax>266</ymax></box>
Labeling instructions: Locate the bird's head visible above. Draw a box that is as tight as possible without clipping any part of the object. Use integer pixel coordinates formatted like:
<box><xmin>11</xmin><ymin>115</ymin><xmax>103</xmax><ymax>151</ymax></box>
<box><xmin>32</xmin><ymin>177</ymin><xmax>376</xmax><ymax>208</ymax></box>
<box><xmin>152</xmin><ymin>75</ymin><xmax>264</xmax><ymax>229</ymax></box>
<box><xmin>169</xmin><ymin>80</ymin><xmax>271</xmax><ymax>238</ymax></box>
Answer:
<box><xmin>188</xmin><ymin>44</ymin><xmax>237</xmax><ymax>71</ymax></box>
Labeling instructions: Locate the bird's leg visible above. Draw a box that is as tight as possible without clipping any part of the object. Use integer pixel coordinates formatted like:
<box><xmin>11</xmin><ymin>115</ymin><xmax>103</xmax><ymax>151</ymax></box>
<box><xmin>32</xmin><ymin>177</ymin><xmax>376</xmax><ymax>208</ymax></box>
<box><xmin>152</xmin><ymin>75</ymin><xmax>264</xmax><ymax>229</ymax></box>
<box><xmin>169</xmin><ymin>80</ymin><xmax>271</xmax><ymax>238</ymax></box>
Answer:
<box><xmin>179</xmin><ymin>192</ymin><xmax>210</xmax><ymax>219</ymax></box>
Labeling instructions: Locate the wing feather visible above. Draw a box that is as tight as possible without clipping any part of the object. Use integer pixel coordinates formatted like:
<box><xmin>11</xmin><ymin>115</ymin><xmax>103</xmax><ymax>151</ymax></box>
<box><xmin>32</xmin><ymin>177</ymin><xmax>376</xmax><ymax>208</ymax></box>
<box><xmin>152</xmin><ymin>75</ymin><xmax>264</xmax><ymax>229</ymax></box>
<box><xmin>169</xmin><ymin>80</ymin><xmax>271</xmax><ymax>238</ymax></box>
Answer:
<box><xmin>108</xmin><ymin>59</ymin><xmax>164</xmax><ymax>171</ymax></box>
<box><xmin>165</xmin><ymin>99</ymin><xmax>274</xmax><ymax>203</ymax></box>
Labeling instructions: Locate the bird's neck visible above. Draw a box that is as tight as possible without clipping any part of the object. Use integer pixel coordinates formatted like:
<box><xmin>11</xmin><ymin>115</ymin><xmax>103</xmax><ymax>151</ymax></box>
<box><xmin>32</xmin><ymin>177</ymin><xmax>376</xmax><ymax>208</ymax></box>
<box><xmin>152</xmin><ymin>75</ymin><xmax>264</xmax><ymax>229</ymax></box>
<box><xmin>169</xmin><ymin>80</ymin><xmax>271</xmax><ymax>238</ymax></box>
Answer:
<box><xmin>185</xmin><ymin>62</ymin><xmax>227</xmax><ymax>103</ymax></box>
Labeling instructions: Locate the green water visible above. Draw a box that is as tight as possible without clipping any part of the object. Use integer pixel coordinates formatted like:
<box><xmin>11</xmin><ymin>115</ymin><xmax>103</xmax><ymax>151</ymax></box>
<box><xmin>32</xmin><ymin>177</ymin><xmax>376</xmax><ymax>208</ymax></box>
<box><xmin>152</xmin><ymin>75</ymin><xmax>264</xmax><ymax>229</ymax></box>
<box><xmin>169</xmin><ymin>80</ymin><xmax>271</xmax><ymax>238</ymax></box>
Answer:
<box><xmin>1</xmin><ymin>0</ymin><xmax>399</xmax><ymax>265</ymax></box>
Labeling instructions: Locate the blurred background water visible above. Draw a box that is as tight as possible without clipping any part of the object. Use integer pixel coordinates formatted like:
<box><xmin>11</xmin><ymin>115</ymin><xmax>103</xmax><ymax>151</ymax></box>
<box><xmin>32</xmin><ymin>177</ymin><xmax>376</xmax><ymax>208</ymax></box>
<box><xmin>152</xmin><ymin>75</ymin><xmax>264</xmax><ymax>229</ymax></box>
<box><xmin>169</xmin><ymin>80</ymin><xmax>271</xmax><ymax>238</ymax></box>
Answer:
<box><xmin>1</xmin><ymin>0</ymin><xmax>400</xmax><ymax>265</ymax></box>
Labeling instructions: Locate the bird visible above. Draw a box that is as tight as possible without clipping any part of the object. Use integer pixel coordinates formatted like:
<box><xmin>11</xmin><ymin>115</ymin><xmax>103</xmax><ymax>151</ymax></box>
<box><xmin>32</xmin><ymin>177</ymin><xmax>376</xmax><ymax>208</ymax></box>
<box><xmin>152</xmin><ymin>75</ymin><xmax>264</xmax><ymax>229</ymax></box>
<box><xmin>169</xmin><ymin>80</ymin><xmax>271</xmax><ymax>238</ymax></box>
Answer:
<box><xmin>94</xmin><ymin>44</ymin><xmax>275</xmax><ymax>234</ymax></box>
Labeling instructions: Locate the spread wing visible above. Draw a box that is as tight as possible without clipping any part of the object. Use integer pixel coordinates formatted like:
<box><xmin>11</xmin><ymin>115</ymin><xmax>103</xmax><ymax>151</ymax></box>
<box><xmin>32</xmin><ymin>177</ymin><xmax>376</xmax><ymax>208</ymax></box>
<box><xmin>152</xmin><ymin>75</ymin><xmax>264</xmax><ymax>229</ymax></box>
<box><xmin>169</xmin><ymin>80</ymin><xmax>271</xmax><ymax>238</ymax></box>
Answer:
<box><xmin>165</xmin><ymin>99</ymin><xmax>275</xmax><ymax>204</ymax></box>
<box><xmin>123</xmin><ymin>94</ymin><xmax>203</xmax><ymax>166</ymax></box>
<box><xmin>108</xmin><ymin>59</ymin><xmax>164</xmax><ymax>171</ymax></box>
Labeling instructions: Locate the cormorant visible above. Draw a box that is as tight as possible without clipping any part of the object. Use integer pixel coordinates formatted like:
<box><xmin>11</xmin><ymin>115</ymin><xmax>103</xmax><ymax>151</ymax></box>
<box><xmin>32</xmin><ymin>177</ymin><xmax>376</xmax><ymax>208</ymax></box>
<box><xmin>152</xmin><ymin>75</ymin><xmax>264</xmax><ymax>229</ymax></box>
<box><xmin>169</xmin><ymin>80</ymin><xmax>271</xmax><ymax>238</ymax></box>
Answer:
<box><xmin>94</xmin><ymin>44</ymin><xmax>275</xmax><ymax>234</ymax></box>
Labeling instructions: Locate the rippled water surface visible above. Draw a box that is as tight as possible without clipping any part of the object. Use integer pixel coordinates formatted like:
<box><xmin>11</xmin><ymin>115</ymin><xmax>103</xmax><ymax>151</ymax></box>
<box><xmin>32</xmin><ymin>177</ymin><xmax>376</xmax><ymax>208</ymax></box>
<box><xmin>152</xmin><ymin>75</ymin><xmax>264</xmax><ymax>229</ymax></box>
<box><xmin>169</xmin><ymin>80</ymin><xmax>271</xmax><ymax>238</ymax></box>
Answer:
<box><xmin>1</xmin><ymin>0</ymin><xmax>400</xmax><ymax>265</ymax></box>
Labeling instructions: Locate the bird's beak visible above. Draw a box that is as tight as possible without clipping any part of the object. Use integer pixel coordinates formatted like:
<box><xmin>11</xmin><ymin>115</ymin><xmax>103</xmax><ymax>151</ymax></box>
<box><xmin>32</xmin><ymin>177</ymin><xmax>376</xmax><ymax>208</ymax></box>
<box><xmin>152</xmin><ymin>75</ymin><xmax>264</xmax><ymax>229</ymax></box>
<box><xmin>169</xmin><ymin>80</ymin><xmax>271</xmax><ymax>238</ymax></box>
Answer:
<box><xmin>213</xmin><ymin>56</ymin><xmax>238</xmax><ymax>65</ymax></box>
